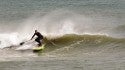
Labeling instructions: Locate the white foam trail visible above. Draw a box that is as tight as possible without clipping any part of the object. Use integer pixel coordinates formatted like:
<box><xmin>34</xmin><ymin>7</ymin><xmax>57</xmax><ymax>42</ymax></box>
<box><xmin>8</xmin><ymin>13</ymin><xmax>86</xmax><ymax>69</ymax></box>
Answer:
<box><xmin>16</xmin><ymin>40</ymin><xmax>37</xmax><ymax>50</ymax></box>
<box><xmin>0</xmin><ymin>33</ymin><xmax>22</xmax><ymax>48</ymax></box>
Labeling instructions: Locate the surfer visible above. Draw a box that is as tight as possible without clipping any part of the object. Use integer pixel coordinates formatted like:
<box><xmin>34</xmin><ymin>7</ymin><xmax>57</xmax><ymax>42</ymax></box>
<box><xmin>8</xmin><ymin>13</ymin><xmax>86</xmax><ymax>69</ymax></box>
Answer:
<box><xmin>31</xmin><ymin>30</ymin><xmax>43</xmax><ymax>46</ymax></box>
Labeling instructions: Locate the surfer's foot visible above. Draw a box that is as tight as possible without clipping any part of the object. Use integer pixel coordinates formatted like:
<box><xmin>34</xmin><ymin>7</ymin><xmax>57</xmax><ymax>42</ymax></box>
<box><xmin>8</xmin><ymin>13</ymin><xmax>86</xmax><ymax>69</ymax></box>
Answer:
<box><xmin>38</xmin><ymin>44</ymin><xmax>42</xmax><ymax>47</ymax></box>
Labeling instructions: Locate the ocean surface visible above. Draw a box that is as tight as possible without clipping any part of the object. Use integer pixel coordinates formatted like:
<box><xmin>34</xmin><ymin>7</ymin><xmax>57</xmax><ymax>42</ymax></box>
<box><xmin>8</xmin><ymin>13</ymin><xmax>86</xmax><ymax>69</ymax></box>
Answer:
<box><xmin>0</xmin><ymin>0</ymin><xmax>125</xmax><ymax>70</ymax></box>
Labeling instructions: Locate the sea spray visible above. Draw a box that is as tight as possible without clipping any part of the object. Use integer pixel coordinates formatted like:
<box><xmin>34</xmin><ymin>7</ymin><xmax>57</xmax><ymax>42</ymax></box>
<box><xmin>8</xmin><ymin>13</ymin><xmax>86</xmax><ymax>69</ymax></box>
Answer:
<box><xmin>0</xmin><ymin>33</ymin><xmax>23</xmax><ymax>48</ymax></box>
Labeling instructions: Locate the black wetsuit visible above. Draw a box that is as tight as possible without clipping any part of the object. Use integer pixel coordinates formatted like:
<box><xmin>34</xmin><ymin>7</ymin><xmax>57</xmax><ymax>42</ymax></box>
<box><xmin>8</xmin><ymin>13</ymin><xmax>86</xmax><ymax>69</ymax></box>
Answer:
<box><xmin>32</xmin><ymin>32</ymin><xmax>43</xmax><ymax>46</ymax></box>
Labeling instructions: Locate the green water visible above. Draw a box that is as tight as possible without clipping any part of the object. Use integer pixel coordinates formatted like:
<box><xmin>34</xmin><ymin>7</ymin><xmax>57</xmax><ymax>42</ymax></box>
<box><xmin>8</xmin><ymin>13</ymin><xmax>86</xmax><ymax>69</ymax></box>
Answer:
<box><xmin>0</xmin><ymin>55</ymin><xmax>125</xmax><ymax>70</ymax></box>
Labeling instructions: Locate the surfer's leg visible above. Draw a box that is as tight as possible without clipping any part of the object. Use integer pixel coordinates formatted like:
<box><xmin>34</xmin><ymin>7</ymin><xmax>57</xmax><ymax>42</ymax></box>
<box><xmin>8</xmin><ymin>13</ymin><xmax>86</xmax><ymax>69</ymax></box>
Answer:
<box><xmin>35</xmin><ymin>38</ymin><xmax>41</xmax><ymax>46</ymax></box>
<box><xmin>38</xmin><ymin>40</ymin><xmax>41</xmax><ymax>46</ymax></box>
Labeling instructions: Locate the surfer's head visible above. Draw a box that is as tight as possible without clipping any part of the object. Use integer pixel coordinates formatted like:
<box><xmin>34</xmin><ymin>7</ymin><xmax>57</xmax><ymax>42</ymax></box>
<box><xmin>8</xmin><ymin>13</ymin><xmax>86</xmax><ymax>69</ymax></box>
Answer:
<box><xmin>35</xmin><ymin>30</ymin><xmax>38</xmax><ymax>33</ymax></box>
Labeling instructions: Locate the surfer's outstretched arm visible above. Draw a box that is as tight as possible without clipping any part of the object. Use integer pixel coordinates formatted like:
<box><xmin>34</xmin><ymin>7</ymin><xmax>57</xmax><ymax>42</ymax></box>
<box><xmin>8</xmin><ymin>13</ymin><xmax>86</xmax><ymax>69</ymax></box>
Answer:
<box><xmin>31</xmin><ymin>33</ymin><xmax>35</xmax><ymax>40</ymax></box>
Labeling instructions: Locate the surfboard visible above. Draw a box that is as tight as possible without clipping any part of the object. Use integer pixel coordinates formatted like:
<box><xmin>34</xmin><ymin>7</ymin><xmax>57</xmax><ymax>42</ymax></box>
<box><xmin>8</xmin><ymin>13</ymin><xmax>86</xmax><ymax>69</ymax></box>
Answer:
<box><xmin>33</xmin><ymin>44</ymin><xmax>45</xmax><ymax>51</ymax></box>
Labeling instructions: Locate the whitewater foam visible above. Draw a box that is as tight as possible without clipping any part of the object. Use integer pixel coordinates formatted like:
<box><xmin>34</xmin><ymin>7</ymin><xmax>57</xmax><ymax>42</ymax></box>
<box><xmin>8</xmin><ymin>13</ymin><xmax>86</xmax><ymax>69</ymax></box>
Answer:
<box><xmin>0</xmin><ymin>33</ymin><xmax>24</xmax><ymax>48</ymax></box>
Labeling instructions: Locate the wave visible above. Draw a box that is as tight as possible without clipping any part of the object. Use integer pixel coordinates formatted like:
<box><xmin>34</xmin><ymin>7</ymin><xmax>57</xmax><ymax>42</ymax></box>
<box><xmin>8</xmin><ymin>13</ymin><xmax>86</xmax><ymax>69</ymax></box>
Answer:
<box><xmin>0</xmin><ymin>34</ymin><xmax>125</xmax><ymax>57</ymax></box>
<box><xmin>43</xmin><ymin>34</ymin><xmax>125</xmax><ymax>55</ymax></box>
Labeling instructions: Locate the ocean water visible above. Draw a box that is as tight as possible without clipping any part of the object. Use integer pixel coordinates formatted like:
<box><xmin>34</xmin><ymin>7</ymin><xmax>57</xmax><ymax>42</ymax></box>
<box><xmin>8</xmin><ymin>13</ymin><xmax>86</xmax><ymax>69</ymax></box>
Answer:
<box><xmin>0</xmin><ymin>0</ymin><xmax>125</xmax><ymax>70</ymax></box>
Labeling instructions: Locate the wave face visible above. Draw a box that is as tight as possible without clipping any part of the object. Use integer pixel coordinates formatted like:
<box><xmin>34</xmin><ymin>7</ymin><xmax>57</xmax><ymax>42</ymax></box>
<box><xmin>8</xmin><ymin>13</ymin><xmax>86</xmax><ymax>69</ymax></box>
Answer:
<box><xmin>43</xmin><ymin>34</ymin><xmax>125</xmax><ymax>56</ymax></box>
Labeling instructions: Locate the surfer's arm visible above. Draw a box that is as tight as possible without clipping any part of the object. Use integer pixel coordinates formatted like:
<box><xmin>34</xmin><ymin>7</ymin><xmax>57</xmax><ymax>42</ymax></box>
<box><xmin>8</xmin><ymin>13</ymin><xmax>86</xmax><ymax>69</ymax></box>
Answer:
<box><xmin>31</xmin><ymin>33</ymin><xmax>35</xmax><ymax>40</ymax></box>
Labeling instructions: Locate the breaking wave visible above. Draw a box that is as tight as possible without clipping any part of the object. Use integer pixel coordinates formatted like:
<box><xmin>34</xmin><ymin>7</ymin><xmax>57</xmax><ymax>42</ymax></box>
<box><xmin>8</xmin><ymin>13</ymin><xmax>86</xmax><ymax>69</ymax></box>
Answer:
<box><xmin>42</xmin><ymin>34</ymin><xmax>125</xmax><ymax>56</ymax></box>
